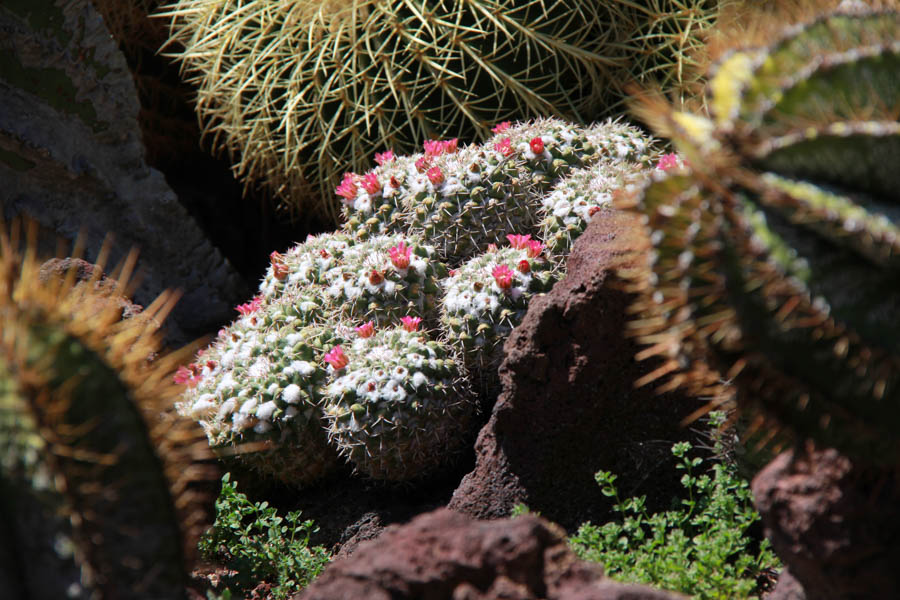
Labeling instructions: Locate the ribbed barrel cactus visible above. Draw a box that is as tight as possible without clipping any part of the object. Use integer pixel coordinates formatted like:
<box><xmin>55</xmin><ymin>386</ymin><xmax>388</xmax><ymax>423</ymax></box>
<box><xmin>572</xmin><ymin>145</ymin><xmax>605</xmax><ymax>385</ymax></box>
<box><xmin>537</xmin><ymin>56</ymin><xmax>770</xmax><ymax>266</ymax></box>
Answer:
<box><xmin>619</xmin><ymin>5</ymin><xmax>900</xmax><ymax>462</ymax></box>
<box><xmin>158</xmin><ymin>0</ymin><xmax>719</xmax><ymax>221</ymax></box>
<box><xmin>0</xmin><ymin>224</ymin><xmax>215</xmax><ymax>599</ymax></box>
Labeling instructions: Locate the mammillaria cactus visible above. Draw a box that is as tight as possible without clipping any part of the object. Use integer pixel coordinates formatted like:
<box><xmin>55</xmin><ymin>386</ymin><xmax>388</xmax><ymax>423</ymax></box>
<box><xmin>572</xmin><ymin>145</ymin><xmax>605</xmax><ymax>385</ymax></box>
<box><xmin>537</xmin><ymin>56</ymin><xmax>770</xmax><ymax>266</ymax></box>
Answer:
<box><xmin>176</xmin><ymin>321</ymin><xmax>344</xmax><ymax>485</ymax></box>
<box><xmin>159</xmin><ymin>0</ymin><xmax>720</xmax><ymax>221</ymax></box>
<box><xmin>618</xmin><ymin>4</ymin><xmax>900</xmax><ymax>462</ymax></box>
<box><xmin>259</xmin><ymin>232</ymin><xmax>447</xmax><ymax>326</ymax></box>
<box><xmin>0</xmin><ymin>223</ymin><xmax>215</xmax><ymax>599</ymax></box>
<box><xmin>322</xmin><ymin>323</ymin><xmax>473</xmax><ymax>480</ymax></box>
<box><xmin>341</xmin><ymin>119</ymin><xmax>657</xmax><ymax>264</ymax></box>
<box><xmin>439</xmin><ymin>235</ymin><xmax>558</xmax><ymax>381</ymax></box>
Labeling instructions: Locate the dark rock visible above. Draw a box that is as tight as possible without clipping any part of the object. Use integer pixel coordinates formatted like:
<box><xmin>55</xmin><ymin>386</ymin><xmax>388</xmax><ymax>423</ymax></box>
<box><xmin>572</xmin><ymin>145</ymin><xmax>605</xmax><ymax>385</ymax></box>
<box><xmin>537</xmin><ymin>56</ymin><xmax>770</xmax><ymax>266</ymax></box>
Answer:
<box><xmin>449</xmin><ymin>210</ymin><xmax>705</xmax><ymax>529</ymax></box>
<box><xmin>39</xmin><ymin>257</ymin><xmax>147</xmax><ymax>322</ymax></box>
<box><xmin>766</xmin><ymin>568</ymin><xmax>807</xmax><ymax>600</ymax></box>
<box><xmin>752</xmin><ymin>447</ymin><xmax>900</xmax><ymax>599</ymax></box>
<box><xmin>0</xmin><ymin>0</ymin><xmax>249</xmax><ymax>346</ymax></box>
<box><xmin>296</xmin><ymin>507</ymin><xmax>686</xmax><ymax>600</ymax></box>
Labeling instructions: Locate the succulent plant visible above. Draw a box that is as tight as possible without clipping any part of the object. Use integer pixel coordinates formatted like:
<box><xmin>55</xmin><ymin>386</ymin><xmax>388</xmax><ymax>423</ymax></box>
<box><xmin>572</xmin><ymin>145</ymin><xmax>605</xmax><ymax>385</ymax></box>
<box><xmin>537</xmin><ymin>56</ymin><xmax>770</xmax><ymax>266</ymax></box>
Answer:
<box><xmin>259</xmin><ymin>232</ymin><xmax>447</xmax><ymax>326</ymax></box>
<box><xmin>439</xmin><ymin>235</ymin><xmax>558</xmax><ymax>380</ymax></box>
<box><xmin>159</xmin><ymin>0</ymin><xmax>721</xmax><ymax>221</ymax></box>
<box><xmin>176</xmin><ymin>321</ymin><xmax>344</xmax><ymax>485</ymax></box>
<box><xmin>0</xmin><ymin>223</ymin><xmax>215</xmax><ymax>599</ymax></box>
<box><xmin>341</xmin><ymin>118</ymin><xmax>657</xmax><ymax>264</ymax></box>
<box><xmin>321</xmin><ymin>323</ymin><xmax>473</xmax><ymax>481</ymax></box>
<box><xmin>619</xmin><ymin>5</ymin><xmax>900</xmax><ymax>462</ymax></box>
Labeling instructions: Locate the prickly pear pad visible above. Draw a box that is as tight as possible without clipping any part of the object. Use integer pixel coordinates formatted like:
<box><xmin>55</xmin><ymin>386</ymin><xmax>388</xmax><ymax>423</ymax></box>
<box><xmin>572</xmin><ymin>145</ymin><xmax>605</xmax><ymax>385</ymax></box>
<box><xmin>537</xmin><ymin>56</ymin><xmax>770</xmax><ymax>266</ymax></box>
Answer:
<box><xmin>322</xmin><ymin>327</ymin><xmax>473</xmax><ymax>481</ymax></box>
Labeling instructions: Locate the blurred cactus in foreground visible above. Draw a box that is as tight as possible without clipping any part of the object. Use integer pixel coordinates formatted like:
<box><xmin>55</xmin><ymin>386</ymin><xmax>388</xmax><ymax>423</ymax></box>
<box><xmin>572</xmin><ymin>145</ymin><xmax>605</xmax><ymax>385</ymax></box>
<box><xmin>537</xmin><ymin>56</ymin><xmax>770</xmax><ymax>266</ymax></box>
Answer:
<box><xmin>0</xmin><ymin>222</ymin><xmax>216</xmax><ymax>599</ymax></box>
<box><xmin>618</xmin><ymin>3</ymin><xmax>900</xmax><ymax>462</ymax></box>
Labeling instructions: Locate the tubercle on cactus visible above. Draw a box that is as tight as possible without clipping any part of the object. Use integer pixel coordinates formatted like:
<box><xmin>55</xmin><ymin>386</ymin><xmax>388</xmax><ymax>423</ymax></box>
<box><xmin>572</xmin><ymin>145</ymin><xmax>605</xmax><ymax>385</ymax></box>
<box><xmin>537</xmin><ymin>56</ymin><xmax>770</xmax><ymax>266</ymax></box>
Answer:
<box><xmin>0</xmin><ymin>220</ymin><xmax>218</xmax><ymax>597</ymax></box>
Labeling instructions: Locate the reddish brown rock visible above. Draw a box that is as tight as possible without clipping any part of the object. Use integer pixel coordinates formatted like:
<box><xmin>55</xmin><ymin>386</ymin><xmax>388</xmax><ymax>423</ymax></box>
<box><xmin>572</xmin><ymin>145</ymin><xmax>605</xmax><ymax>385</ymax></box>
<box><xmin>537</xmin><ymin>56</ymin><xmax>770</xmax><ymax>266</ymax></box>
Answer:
<box><xmin>296</xmin><ymin>508</ymin><xmax>686</xmax><ymax>600</ymax></box>
<box><xmin>448</xmin><ymin>211</ymin><xmax>705</xmax><ymax>529</ymax></box>
<box><xmin>752</xmin><ymin>447</ymin><xmax>900</xmax><ymax>599</ymax></box>
<box><xmin>39</xmin><ymin>257</ymin><xmax>148</xmax><ymax>321</ymax></box>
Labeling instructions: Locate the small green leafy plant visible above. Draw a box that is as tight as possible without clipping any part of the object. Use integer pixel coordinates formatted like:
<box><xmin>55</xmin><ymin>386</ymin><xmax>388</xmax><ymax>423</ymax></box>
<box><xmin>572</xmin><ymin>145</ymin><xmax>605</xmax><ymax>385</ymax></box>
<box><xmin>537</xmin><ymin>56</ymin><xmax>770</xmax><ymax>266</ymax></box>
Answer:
<box><xmin>199</xmin><ymin>473</ymin><xmax>332</xmax><ymax>599</ymax></box>
<box><xmin>569</xmin><ymin>431</ymin><xmax>779</xmax><ymax>599</ymax></box>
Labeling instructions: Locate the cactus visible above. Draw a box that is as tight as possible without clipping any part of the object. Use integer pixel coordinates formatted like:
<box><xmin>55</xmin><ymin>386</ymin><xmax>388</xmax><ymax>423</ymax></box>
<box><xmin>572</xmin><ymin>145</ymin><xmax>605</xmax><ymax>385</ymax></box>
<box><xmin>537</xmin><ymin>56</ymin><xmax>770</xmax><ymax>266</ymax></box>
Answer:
<box><xmin>619</xmin><ymin>5</ymin><xmax>900</xmax><ymax>462</ymax></box>
<box><xmin>340</xmin><ymin>119</ymin><xmax>657</xmax><ymax>264</ymax></box>
<box><xmin>158</xmin><ymin>0</ymin><xmax>720</xmax><ymax>221</ymax></box>
<box><xmin>322</xmin><ymin>324</ymin><xmax>473</xmax><ymax>481</ymax></box>
<box><xmin>259</xmin><ymin>232</ymin><xmax>447</xmax><ymax>325</ymax></box>
<box><xmin>0</xmin><ymin>224</ymin><xmax>215</xmax><ymax>598</ymax></box>
<box><xmin>439</xmin><ymin>236</ymin><xmax>558</xmax><ymax>380</ymax></box>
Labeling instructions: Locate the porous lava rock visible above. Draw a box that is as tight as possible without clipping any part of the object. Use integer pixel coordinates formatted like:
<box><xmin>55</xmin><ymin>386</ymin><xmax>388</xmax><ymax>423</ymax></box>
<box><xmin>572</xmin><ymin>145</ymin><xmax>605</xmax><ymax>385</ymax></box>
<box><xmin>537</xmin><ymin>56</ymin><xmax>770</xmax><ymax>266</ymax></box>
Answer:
<box><xmin>295</xmin><ymin>507</ymin><xmax>686</xmax><ymax>600</ymax></box>
<box><xmin>752</xmin><ymin>447</ymin><xmax>900</xmax><ymax>600</ymax></box>
<box><xmin>39</xmin><ymin>257</ymin><xmax>147</xmax><ymax>322</ymax></box>
<box><xmin>448</xmin><ymin>210</ymin><xmax>705</xmax><ymax>529</ymax></box>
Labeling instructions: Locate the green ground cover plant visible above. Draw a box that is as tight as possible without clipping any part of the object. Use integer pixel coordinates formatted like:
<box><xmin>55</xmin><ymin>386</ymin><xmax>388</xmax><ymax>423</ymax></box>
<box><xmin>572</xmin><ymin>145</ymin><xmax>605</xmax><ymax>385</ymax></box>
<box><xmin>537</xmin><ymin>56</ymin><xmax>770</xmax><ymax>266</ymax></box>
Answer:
<box><xmin>198</xmin><ymin>473</ymin><xmax>332</xmax><ymax>599</ymax></box>
<box><xmin>568</xmin><ymin>415</ymin><xmax>780</xmax><ymax>599</ymax></box>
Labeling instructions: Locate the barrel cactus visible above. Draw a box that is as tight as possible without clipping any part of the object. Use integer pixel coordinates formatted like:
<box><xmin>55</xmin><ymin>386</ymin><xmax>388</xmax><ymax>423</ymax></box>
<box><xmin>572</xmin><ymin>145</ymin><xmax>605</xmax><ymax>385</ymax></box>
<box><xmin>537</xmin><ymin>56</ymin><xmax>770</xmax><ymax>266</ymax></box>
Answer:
<box><xmin>158</xmin><ymin>0</ymin><xmax>720</xmax><ymax>221</ymax></box>
<box><xmin>619</xmin><ymin>5</ymin><xmax>900</xmax><ymax>462</ymax></box>
<box><xmin>0</xmin><ymin>224</ymin><xmax>215</xmax><ymax>599</ymax></box>
<box><xmin>322</xmin><ymin>323</ymin><xmax>473</xmax><ymax>480</ymax></box>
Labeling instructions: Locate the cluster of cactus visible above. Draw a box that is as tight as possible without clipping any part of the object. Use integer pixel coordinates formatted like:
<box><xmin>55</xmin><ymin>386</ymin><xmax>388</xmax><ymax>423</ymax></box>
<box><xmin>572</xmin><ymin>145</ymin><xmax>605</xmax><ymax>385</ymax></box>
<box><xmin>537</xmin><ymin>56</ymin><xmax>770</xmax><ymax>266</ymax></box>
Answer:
<box><xmin>177</xmin><ymin>118</ymin><xmax>660</xmax><ymax>485</ymax></box>
<box><xmin>0</xmin><ymin>223</ymin><xmax>215</xmax><ymax>599</ymax></box>
<box><xmin>158</xmin><ymin>0</ymin><xmax>721</xmax><ymax>221</ymax></box>
<box><xmin>618</xmin><ymin>4</ymin><xmax>900</xmax><ymax>462</ymax></box>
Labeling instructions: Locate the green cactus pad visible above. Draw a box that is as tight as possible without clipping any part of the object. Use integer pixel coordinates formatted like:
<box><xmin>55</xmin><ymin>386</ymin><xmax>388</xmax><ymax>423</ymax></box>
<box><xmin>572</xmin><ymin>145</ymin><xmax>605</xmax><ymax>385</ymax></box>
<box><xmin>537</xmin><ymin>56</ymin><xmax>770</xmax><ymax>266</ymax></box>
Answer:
<box><xmin>322</xmin><ymin>326</ymin><xmax>473</xmax><ymax>481</ymax></box>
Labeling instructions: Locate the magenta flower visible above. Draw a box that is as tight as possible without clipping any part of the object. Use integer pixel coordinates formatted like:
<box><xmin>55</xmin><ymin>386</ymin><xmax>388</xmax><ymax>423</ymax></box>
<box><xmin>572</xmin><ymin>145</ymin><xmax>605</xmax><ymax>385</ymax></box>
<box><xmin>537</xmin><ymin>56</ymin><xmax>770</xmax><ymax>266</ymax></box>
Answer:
<box><xmin>389</xmin><ymin>241</ymin><xmax>411</xmax><ymax>269</ymax></box>
<box><xmin>494</xmin><ymin>137</ymin><xmax>513</xmax><ymax>157</ymax></box>
<box><xmin>324</xmin><ymin>345</ymin><xmax>349</xmax><ymax>370</ymax></box>
<box><xmin>492</xmin><ymin>264</ymin><xmax>514</xmax><ymax>289</ymax></box>
<box><xmin>525</xmin><ymin>239</ymin><xmax>543</xmax><ymax>258</ymax></box>
<box><xmin>529</xmin><ymin>136</ymin><xmax>544</xmax><ymax>154</ymax></box>
<box><xmin>506</xmin><ymin>233</ymin><xmax>533</xmax><ymax>249</ymax></box>
<box><xmin>492</xmin><ymin>121</ymin><xmax>511</xmax><ymax>133</ymax></box>
<box><xmin>442</xmin><ymin>138</ymin><xmax>458</xmax><ymax>154</ymax></box>
<box><xmin>374</xmin><ymin>150</ymin><xmax>395</xmax><ymax>165</ymax></box>
<box><xmin>235</xmin><ymin>295</ymin><xmax>263</xmax><ymax>315</ymax></box>
<box><xmin>415</xmin><ymin>156</ymin><xmax>431</xmax><ymax>173</ymax></box>
<box><xmin>426</xmin><ymin>166</ymin><xmax>444</xmax><ymax>185</ymax></box>
<box><xmin>362</xmin><ymin>172</ymin><xmax>380</xmax><ymax>195</ymax></box>
<box><xmin>656</xmin><ymin>153</ymin><xmax>680</xmax><ymax>171</ymax></box>
<box><xmin>400</xmin><ymin>316</ymin><xmax>423</xmax><ymax>332</ymax></box>
<box><xmin>173</xmin><ymin>365</ymin><xmax>200</xmax><ymax>387</ymax></box>
<box><xmin>335</xmin><ymin>172</ymin><xmax>358</xmax><ymax>202</ymax></box>
<box><xmin>355</xmin><ymin>321</ymin><xmax>375</xmax><ymax>338</ymax></box>
<box><xmin>517</xmin><ymin>259</ymin><xmax>530</xmax><ymax>273</ymax></box>
<box><xmin>423</xmin><ymin>139</ymin><xmax>443</xmax><ymax>156</ymax></box>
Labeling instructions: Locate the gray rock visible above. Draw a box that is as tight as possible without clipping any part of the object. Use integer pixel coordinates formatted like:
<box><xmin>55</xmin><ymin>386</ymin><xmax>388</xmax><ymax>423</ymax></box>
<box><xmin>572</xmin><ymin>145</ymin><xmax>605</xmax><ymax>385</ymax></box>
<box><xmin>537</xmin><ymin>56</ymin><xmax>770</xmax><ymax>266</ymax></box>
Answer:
<box><xmin>0</xmin><ymin>0</ymin><xmax>248</xmax><ymax>345</ymax></box>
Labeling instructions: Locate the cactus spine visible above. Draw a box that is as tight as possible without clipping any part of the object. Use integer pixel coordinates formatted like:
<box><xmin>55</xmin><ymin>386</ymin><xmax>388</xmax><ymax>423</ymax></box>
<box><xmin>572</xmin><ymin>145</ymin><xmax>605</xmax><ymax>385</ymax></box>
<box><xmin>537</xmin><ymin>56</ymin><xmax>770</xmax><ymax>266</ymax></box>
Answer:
<box><xmin>619</xmin><ymin>5</ymin><xmax>900</xmax><ymax>461</ymax></box>
<box><xmin>0</xmin><ymin>224</ymin><xmax>215</xmax><ymax>599</ymax></box>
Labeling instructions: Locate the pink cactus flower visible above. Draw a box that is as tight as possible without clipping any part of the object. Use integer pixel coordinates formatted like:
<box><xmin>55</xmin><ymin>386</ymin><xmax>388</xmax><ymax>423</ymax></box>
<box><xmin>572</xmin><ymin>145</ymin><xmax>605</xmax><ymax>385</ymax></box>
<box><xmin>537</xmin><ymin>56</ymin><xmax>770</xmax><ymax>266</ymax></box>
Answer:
<box><xmin>492</xmin><ymin>264</ymin><xmax>514</xmax><ymax>289</ymax></box>
<box><xmin>173</xmin><ymin>364</ymin><xmax>203</xmax><ymax>387</ymax></box>
<box><xmin>362</xmin><ymin>172</ymin><xmax>380</xmax><ymax>195</ymax></box>
<box><xmin>423</xmin><ymin>139</ymin><xmax>443</xmax><ymax>156</ymax></box>
<box><xmin>517</xmin><ymin>259</ymin><xmax>531</xmax><ymax>273</ymax></box>
<box><xmin>506</xmin><ymin>233</ymin><xmax>533</xmax><ymax>249</ymax></box>
<box><xmin>529</xmin><ymin>136</ymin><xmax>544</xmax><ymax>154</ymax></box>
<box><xmin>442</xmin><ymin>138</ymin><xmax>458</xmax><ymax>153</ymax></box>
<box><xmin>494</xmin><ymin>137</ymin><xmax>513</xmax><ymax>157</ymax></box>
<box><xmin>400</xmin><ymin>316</ymin><xmax>423</xmax><ymax>332</ymax></box>
<box><xmin>368</xmin><ymin>269</ymin><xmax>384</xmax><ymax>285</ymax></box>
<box><xmin>487</xmin><ymin>243</ymin><xmax>498</xmax><ymax>252</ymax></box>
<box><xmin>415</xmin><ymin>156</ymin><xmax>431</xmax><ymax>173</ymax></box>
<box><xmin>389</xmin><ymin>241</ymin><xmax>411</xmax><ymax>269</ymax></box>
<box><xmin>355</xmin><ymin>321</ymin><xmax>375</xmax><ymax>338</ymax></box>
<box><xmin>426</xmin><ymin>166</ymin><xmax>444</xmax><ymax>185</ymax></box>
<box><xmin>324</xmin><ymin>345</ymin><xmax>349</xmax><ymax>370</ymax></box>
<box><xmin>389</xmin><ymin>175</ymin><xmax>401</xmax><ymax>188</ymax></box>
<box><xmin>449</xmin><ymin>268</ymin><xmax>459</xmax><ymax>276</ymax></box>
<box><xmin>374</xmin><ymin>150</ymin><xmax>395</xmax><ymax>165</ymax></box>
<box><xmin>525</xmin><ymin>239</ymin><xmax>543</xmax><ymax>258</ymax></box>
<box><xmin>656</xmin><ymin>153</ymin><xmax>680</xmax><ymax>171</ymax></box>
<box><xmin>235</xmin><ymin>295</ymin><xmax>263</xmax><ymax>315</ymax></box>
<box><xmin>335</xmin><ymin>172</ymin><xmax>358</xmax><ymax>202</ymax></box>
<box><xmin>492</xmin><ymin>121</ymin><xmax>511</xmax><ymax>133</ymax></box>
<box><xmin>270</xmin><ymin>251</ymin><xmax>288</xmax><ymax>280</ymax></box>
